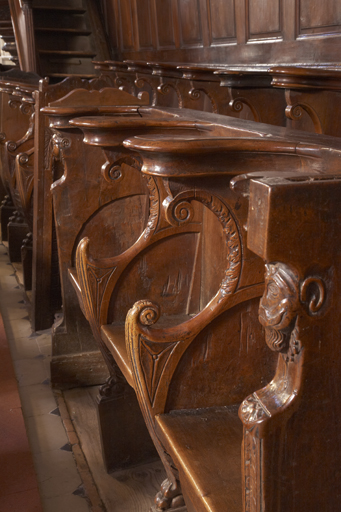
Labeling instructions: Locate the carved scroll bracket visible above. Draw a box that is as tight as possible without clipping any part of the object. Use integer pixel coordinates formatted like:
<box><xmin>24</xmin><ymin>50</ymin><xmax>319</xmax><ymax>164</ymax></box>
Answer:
<box><xmin>188</xmin><ymin>86</ymin><xmax>218</xmax><ymax>113</ymax></box>
<box><xmin>135</xmin><ymin>77</ymin><xmax>157</xmax><ymax>106</ymax></box>
<box><xmin>6</xmin><ymin>111</ymin><xmax>35</xmax><ymax>153</ymax></box>
<box><xmin>101</xmin><ymin>155</ymin><xmax>141</xmax><ymax>184</ymax></box>
<box><xmin>157</xmin><ymin>80</ymin><xmax>183</xmax><ymax>108</ymax></box>
<box><xmin>228</xmin><ymin>87</ymin><xmax>260</xmax><ymax>122</ymax></box>
<box><xmin>285</xmin><ymin>90</ymin><xmax>323</xmax><ymax>134</ymax></box>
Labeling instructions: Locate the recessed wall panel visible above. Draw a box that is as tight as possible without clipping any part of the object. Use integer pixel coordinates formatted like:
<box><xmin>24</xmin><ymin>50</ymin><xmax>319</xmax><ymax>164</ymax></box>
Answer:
<box><xmin>155</xmin><ymin>0</ymin><xmax>176</xmax><ymax>48</ymax></box>
<box><xmin>298</xmin><ymin>0</ymin><xmax>341</xmax><ymax>35</ymax></box>
<box><xmin>178</xmin><ymin>0</ymin><xmax>203</xmax><ymax>47</ymax></box>
<box><xmin>136</xmin><ymin>0</ymin><xmax>154</xmax><ymax>49</ymax></box>
<box><xmin>118</xmin><ymin>0</ymin><xmax>134</xmax><ymax>50</ymax></box>
<box><xmin>247</xmin><ymin>0</ymin><xmax>282</xmax><ymax>40</ymax></box>
<box><xmin>207</xmin><ymin>0</ymin><xmax>236</xmax><ymax>44</ymax></box>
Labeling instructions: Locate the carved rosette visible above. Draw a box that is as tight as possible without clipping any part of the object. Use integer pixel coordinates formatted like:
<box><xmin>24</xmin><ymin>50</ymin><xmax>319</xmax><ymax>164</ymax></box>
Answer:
<box><xmin>164</xmin><ymin>190</ymin><xmax>241</xmax><ymax>298</ymax></box>
<box><xmin>240</xmin><ymin>393</ymin><xmax>271</xmax><ymax>425</ymax></box>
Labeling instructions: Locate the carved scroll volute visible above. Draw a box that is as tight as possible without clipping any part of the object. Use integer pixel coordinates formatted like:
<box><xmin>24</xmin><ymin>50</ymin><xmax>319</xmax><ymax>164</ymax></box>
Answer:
<box><xmin>125</xmin><ymin>300</ymin><xmax>178</xmax><ymax>488</ymax></box>
<box><xmin>228</xmin><ymin>88</ymin><xmax>261</xmax><ymax>122</ymax></box>
<box><xmin>239</xmin><ymin>262</ymin><xmax>326</xmax><ymax>512</ymax></box>
<box><xmin>6</xmin><ymin>111</ymin><xmax>35</xmax><ymax>154</ymax></box>
<box><xmin>15</xmin><ymin>150</ymin><xmax>34</xmax><ymax>216</ymax></box>
<box><xmin>284</xmin><ymin>90</ymin><xmax>323</xmax><ymax>134</ymax></box>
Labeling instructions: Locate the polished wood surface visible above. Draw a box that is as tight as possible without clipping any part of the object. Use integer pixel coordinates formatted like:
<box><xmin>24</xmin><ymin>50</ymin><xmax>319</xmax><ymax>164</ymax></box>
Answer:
<box><xmin>241</xmin><ymin>173</ymin><xmax>341</xmax><ymax>511</ymax></box>
<box><xmin>104</xmin><ymin>0</ymin><xmax>341</xmax><ymax>64</ymax></box>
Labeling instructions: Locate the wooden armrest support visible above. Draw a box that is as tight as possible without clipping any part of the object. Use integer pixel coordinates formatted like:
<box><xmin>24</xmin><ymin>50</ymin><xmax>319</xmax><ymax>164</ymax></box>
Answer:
<box><xmin>238</xmin><ymin>173</ymin><xmax>341</xmax><ymax>511</ymax></box>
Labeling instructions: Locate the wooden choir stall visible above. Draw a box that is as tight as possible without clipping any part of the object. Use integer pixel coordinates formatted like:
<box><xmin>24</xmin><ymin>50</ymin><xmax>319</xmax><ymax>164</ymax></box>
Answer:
<box><xmin>1</xmin><ymin>0</ymin><xmax>341</xmax><ymax>511</ymax></box>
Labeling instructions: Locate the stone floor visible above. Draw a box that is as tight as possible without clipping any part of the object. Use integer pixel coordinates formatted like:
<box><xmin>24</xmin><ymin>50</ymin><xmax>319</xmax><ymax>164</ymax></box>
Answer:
<box><xmin>0</xmin><ymin>242</ymin><xmax>165</xmax><ymax>512</ymax></box>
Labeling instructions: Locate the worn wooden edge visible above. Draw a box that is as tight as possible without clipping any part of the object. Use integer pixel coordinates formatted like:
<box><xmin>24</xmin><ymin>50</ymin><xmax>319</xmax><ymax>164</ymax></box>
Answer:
<box><xmin>50</xmin><ymin>350</ymin><xmax>109</xmax><ymax>390</ymax></box>
<box><xmin>54</xmin><ymin>391</ymin><xmax>106</xmax><ymax>512</ymax></box>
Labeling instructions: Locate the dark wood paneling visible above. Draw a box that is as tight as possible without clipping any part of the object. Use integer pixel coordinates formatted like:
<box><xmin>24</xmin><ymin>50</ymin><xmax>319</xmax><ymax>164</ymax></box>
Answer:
<box><xmin>178</xmin><ymin>0</ymin><xmax>203</xmax><ymax>47</ymax></box>
<box><xmin>104</xmin><ymin>0</ymin><xmax>341</xmax><ymax>65</ymax></box>
<box><xmin>247</xmin><ymin>0</ymin><xmax>282</xmax><ymax>40</ymax></box>
<box><xmin>207</xmin><ymin>0</ymin><xmax>236</xmax><ymax>45</ymax></box>
<box><xmin>154</xmin><ymin>0</ymin><xmax>177</xmax><ymax>49</ymax></box>
<box><xmin>135</xmin><ymin>0</ymin><xmax>154</xmax><ymax>50</ymax></box>
<box><xmin>298</xmin><ymin>0</ymin><xmax>341</xmax><ymax>36</ymax></box>
<box><xmin>118</xmin><ymin>0</ymin><xmax>135</xmax><ymax>50</ymax></box>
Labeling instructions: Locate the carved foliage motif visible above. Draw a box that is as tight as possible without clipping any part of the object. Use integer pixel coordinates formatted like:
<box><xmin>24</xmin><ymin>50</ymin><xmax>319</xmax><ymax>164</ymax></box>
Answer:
<box><xmin>164</xmin><ymin>190</ymin><xmax>241</xmax><ymax>297</ymax></box>
<box><xmin>140</xmin><ymin>337</ymin><xmax>179</xmax><ymax>406</ymax></box>
<box><xmin>244</xmin><ymin>427</ymin><xmax>261</xmax><ymax>512</ymax></box>
<box><xmin>143</xmin><ymin>175</ymin><xmax>160</xmax><ymax>240</ymax></box>
<box><xmin>87</xmin><ymin>263</ymin><xmax>117</xmax><ymax>322</ymax></box>
<box><xmin>240</xmin><ymin>393</ymin><xmax>271</xmax><ymax>424</ymax></box>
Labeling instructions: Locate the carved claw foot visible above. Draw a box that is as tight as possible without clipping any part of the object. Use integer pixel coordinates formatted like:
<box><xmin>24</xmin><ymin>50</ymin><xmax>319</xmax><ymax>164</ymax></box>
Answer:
<box><xmin>151</xmin><ymin>478</ymin><xmax>187</xmax><ymax>512</ymax></box>
<box><xmin>98</xmin><ymin>374</ymin><xmax>128</xmax><ymax>401</ymax></box>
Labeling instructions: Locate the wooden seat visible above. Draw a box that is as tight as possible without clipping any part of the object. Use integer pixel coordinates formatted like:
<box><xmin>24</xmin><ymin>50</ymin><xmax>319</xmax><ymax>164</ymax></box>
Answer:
<box><xmin>124</xmin><ymin>124</ymin><xmax>341</xmax><ymax>512</ymax></box>
<box><xmin>155</xmin><ymin>406</ymin><xmax>242</xmax><ymax>512</ymax></box>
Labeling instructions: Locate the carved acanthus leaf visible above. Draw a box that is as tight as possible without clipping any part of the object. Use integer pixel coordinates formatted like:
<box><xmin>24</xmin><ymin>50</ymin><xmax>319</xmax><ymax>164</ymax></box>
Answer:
<box><xmin>143</xmin><ymin>175</ymin><xmax>159</xmax><ymax>240</ymax></box>
<box><xmin>164</xmin><ymin>190</ymin><xmax>241</xmax><ymax>297</ymax></box>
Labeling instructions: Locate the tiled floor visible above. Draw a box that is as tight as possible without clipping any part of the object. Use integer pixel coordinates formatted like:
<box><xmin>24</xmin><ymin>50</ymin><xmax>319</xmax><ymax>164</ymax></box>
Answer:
<box><xmin>0</xmin><ymin>243</ymin><xmax>92</xmax><ymax>512</ymax></box>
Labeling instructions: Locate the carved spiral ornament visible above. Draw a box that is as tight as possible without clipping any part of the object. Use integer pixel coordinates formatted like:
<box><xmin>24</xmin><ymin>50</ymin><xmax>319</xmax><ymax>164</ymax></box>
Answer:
<box><xmin>108</xmin><ymin>165</ymin><xmax>122</xmax><ymax>181</ymax></box>
<box><xmin>189</xmin><ymin>88</ymin><xmax>218</xmax><ymax>113</ymax></box>
<box><xmin>172</xmin><ymin>200</ymin><xmax>194</xmax><ymax>224</ymax></box>
<box><xmin>229</xmin><ymin>98</ymin><xmax>244</xmax><ymax>112</ymax></box>
<box><xmin>285</xmin><ymin>102</ymin><xmax>323</xmax><ymax>133</ymax></box>
<box><xmin>101</xmin><ymin>160</ymin><xmax>124</xmax><ymax>184</ymax></box>
<box><xmin>20</xmin><ymin>103</ymin><xmax>33</xmax><ymax>116</ymax></box>
<box><xmin>7</xmin><ymin>141</ymin><xmax>17</xmax><ymax>152</ymax></box>
<box><xmin>229</xmin><ymin>97</ymin><xmax>260</xmax><ymax>122</ymax></box>
<box><xmin>0</xmin><ymin>133</ymin><xmax>6</xmax><ymax>142</ymax></box>
<box><xmin>139</xmin><ymin>302</ymin><xmax>161</xmax><ymax>326</ymax></box>
<box><xmin>285</xmin><ymin>104</ymin><xmax>303</xmax><ymax>120</ymax></box>
<box><xmin>18</xmin><ymin>153</ymin><xmax>29</xmax><ymax>165</ymax></box>
<box><xmin>8</xmin><ymin>99</ymin><xmax>19</xmax><ymax>110</ymax></box>
<box><xmin>189</xmin><ymin>88</ymin><xmax>201</xmax><ymax>100</ymax></box>
<box><xmin>157</xmin><ymin>82</ymin><xmax>183</xmax><ymax>108</ymax></box>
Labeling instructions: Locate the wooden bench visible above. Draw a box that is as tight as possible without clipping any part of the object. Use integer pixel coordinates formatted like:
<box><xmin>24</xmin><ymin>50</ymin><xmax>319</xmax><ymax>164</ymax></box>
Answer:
<box><xmin>123</xmin><ymin>125</ymin><xmax>341</xmax><ymax>511</ymax></box>
<box><xmin>39</xmin><ymin>86</ymin><xmax>149</xmax><ymax>389</ymax></box>
<box><xmin>62</xmin><ymin>107</ymin><xmax>213</xmax><ymax>470</ymax></box>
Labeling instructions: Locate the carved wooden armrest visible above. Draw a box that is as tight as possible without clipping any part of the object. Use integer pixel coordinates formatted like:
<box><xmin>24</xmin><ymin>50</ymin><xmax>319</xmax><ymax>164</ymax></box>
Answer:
<box><xmin>5</xmin><ymin>111</ymin><xmax>35</xmax><ymax>153</ymax></box>
<box><xmin>239</xmin><ymin>173</ymin><xmax>341</xmax><ymax>512</ymax></box>
<box><xmin>14</xmin><ymin>147</ymin><xmax>34</xmax><ymax>227</ymax></box>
